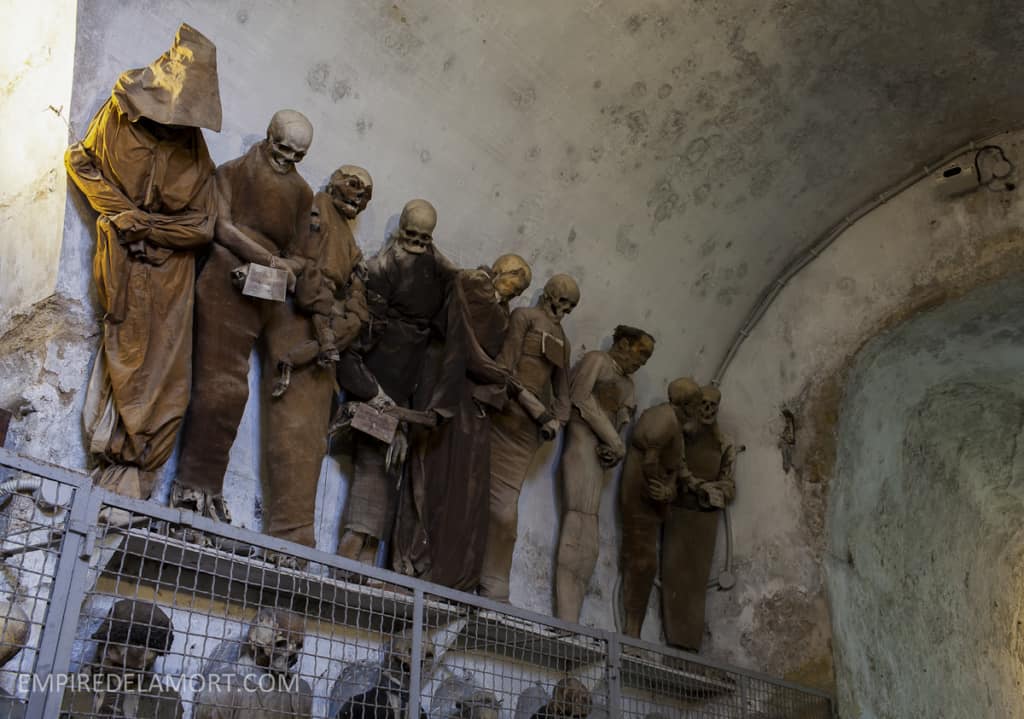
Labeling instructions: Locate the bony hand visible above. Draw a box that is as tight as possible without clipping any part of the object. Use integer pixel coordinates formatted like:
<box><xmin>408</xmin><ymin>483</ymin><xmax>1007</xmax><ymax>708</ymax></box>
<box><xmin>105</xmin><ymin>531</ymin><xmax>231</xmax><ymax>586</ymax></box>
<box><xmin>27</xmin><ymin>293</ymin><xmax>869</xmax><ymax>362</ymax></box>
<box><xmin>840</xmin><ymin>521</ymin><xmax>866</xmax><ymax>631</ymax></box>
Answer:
<box><xmin>540</xmin><ymin>418</ymin><xmax>560</xmax><ymax>441</ymax></box>
<box><xmin>386</xmin><ymin>426</ymin><xmax>408</xmax><ymax>472</ymax></box>
<box><xmin>368</xmin><ymin>388</ymin><xmax>396</xmax><ymax>411</ymax></box>
<box><xmin>645</xmin><ymin>478</ymin><xmax>675</xmax><ymax>503</ymax></box>
<box><xmin>268</xmin><ymin>256</ymin><xmax>298</xmax><ymax>293</ymax></box>
<box><xmin>596</xmin><ymin>444</ymin><xmax>624</xmax><ymax>468</ymax></box>
<box><xmin>317</xmin><ymin>345</ymin><xmax>341</xmax><ymax>367</ymax></box>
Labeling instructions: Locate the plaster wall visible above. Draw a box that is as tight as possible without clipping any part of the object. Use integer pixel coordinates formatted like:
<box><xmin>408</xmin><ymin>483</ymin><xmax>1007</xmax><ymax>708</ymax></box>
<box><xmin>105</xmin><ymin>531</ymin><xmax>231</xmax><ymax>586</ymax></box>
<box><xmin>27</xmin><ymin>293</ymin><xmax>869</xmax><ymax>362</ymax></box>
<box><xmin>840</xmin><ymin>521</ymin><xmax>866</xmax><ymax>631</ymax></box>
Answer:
<box><xmin>0</xmin><ymin>0</ymin><xmax>77</xmax><ymax>322</ymax></box>
<box><xmin>715</xmin><ymin>129</ymin><xmax>1024</xmax><ymax>692</ymax></box>
<box><xmin>829</xmin><ymin>277</ymin><xmax>1024</xmax><ymax>718</ymax></box>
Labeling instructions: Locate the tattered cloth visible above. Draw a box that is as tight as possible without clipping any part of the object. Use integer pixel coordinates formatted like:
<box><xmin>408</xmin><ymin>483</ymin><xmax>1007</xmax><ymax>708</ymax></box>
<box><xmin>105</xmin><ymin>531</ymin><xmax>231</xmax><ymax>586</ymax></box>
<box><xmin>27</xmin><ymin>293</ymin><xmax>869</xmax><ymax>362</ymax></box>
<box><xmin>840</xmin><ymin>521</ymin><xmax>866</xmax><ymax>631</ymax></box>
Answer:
<box><xmin>392</xmin><ymin>268</ymin><xmax>511</xmax><ymax>590</ymax></box>
<box><xmin>65</xmin><ymin>23</ymin><xmax>219</xmax><ymax>498</ymax></box>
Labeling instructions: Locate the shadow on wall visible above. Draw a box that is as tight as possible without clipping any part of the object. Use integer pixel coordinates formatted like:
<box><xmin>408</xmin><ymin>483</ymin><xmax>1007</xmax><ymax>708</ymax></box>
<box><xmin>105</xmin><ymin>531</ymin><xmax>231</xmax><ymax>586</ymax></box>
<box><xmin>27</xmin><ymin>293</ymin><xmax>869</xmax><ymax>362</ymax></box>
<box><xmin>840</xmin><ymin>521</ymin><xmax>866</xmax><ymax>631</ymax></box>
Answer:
<box><xmin>828</xmin><ymin>273</ymin><xmax>1024</xmax><ymax>719</ymax></box>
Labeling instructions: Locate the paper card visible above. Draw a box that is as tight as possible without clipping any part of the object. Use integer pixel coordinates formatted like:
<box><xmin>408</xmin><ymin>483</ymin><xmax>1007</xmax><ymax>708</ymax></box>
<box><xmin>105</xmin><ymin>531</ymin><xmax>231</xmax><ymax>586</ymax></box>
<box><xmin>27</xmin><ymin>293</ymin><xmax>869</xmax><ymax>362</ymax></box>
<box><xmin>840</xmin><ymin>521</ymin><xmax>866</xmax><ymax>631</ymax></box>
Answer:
<box><xmin>241</xmin><ymin>263</ymin><xmax>288</xmax><ymax>302</ymax></box>
<box><xmin>350</xmin><ymin>403</ymin><xmax>400</xmax><ymax>444</ymax></box>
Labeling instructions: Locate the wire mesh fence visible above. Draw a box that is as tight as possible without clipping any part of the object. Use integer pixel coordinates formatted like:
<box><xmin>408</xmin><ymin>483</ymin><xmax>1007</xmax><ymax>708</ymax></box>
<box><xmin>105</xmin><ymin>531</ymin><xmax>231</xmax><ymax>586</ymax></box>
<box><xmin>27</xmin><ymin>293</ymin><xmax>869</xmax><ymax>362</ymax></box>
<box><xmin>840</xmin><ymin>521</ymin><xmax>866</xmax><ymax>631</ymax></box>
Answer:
<box><xmin>0</xmin><ymin>449</ymin><xmax>833</xmax><ymax>718</ymax></box>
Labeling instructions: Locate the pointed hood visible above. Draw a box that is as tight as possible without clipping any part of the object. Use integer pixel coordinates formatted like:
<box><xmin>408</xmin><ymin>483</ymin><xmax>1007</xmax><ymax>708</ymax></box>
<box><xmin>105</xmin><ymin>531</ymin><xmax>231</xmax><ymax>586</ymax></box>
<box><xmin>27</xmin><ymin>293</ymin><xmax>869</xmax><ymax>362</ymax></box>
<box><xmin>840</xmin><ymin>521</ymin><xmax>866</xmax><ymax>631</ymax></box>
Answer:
<box><xmin>112</xmin><ymin>23</ymin><xmax>222</xmax><ymax>131</ymax></box>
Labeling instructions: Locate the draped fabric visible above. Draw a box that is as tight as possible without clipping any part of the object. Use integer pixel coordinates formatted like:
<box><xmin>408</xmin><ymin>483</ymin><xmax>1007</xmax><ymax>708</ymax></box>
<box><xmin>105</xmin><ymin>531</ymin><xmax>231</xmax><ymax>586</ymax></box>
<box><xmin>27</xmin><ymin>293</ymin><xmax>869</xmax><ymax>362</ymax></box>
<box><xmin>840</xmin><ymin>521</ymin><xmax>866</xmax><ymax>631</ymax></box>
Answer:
<box><xmin>65</xmin><ymin>42</ymin><xmax>219</xmax><ymax>497</ymax></box>
<box><xmin>392</xmin><ymin>269</ymin><xmax>509</xmax><ymax>590</ymax></box>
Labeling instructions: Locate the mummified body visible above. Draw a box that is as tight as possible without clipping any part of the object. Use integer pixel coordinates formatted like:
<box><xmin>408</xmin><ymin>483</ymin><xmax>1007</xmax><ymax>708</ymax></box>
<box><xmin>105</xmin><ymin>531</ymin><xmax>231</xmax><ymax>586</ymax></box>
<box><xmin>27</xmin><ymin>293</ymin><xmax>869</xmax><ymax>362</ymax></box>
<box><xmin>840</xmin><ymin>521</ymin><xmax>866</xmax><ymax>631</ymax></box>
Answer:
<box><xmin>660</xmin><ymin>385</ymin><xmax>736</xmax><ymax>651</ymax></box>
<box><xmin>335</xmin><ymin>199</ymin><xmax>457</xmax><ymax>565</ymax></box>
<box><xmin>194</xmin><ymin>608</ymin><xmax>312</xmax><ymax>719</ymax></box>
<box><xmin>61</xmin><ymin>600</ymin><xmax>181</xmax><ymax>718</ymax></box>
<box><xmin>175</xmin><ymin>110</ymin><xmax>331</xmax><ymax>547</ymax></box>
<box><xmin>478</xmin><ymin>274</ymin><xmax>579</xmax><ymax>601</ymax></box>
<box><xmin>64</xmin><ymin>24</ymin><xmax>220</xmax><ymax>499</ymax></box>
<box><xmin>618</xmin><ymin>378</ymin><xmax>700</xmax><ymax>639</ymax></box>
<box><xmin>392</xmin><ymin>255</ymin><xmax>532</xmax><ymax>590</ymax></box>
<box><xmin>554</xmin><ymin>326</ymin><xmax>654</xmax><ymax>622</ymax></box>
<box><xmin>272</xmin><ymin>165</ymin><xmax>373</xmax><ymax>397</ymax></box>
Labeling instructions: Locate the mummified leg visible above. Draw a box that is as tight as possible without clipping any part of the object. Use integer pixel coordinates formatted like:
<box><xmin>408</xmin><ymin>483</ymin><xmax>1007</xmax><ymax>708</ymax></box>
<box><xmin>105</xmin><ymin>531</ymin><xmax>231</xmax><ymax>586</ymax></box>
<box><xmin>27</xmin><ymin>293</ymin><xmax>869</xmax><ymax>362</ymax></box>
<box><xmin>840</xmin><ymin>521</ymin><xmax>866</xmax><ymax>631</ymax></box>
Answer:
<box><xmin>177</xmin><ymin>245</ymin><xmax>264</xmax><ymax>494</ymax></box>
<box><xmin>555</xmin><ymin>421</ymin><xmax>608</xmax><ymax>622</ymax></box>
<box><xmin>618</xmin><ymin>450</ymin><xmax>667</xmax><ymax>637</ymax></box>
<box><xmin>261</xmin><ymin>302</ymin><xmax>334</xmax><ymax>548</ymax></box>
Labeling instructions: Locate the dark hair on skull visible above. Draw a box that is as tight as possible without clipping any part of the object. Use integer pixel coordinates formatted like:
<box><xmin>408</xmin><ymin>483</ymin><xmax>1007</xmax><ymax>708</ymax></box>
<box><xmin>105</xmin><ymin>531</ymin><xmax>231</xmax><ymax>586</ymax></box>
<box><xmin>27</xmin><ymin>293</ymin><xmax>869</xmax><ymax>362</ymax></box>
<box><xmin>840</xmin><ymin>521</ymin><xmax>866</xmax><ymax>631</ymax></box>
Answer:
<box><xmin>612</xmin><ymin>324</ymin><xmax>655</xmax><ymax>347</ymax></box>
<box><xmin>93</xmin><ymin>600</ymin><xmax>174</xmax><ymax>656</ymax></box>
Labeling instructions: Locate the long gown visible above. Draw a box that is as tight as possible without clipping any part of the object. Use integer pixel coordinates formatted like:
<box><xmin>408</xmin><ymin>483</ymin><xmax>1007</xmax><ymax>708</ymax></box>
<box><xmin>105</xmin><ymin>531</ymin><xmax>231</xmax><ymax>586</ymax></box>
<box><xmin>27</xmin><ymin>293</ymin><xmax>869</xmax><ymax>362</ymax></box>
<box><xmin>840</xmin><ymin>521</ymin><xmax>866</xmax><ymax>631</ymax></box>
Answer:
<box><xmin>392</xmin><ymin>268</ymin><xmax>510</xmax><ymax>590</ymax></box>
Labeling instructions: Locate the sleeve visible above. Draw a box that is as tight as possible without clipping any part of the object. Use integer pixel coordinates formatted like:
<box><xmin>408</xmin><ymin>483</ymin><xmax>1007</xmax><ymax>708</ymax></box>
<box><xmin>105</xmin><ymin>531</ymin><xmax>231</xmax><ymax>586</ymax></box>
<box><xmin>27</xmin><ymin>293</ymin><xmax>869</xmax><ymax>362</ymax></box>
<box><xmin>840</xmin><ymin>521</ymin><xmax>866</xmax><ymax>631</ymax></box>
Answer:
<box><xmin>65</xmin><ymin>106</ymin><xmax>216</xmax><ymax>252</ymax></box>
<box><xmin>137</xmin><ymin>171</ymin><xmax>217</xmax><ymax>250</ymax></box>
<box><xmin>570</xmin><ymin>353</ymin><xmax>625</xmax><ymax>450</ymax></box>
<box><xmin>551</xmin><ymin>343</ymin><xmax>572</xmax><ymax>424</ymax></box>
<box><xmin>64</xmin><ymin>102</ymin><xmax>142</xmax><ymax>219</ymax></box>
<box><xmin>496</xmin><ymin>309</ymin><xmax>530</xmax><ymax>374</ymax></box>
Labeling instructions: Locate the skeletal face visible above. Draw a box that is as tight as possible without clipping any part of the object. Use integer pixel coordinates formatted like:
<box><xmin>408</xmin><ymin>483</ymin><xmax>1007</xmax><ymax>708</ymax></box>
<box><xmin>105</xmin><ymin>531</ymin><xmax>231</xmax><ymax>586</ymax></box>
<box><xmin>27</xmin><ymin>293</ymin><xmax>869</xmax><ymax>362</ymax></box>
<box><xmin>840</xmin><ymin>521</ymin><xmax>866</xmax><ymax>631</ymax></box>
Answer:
<box><xmin>328</xmin><ymin>165</ymin><xmax>373</xmax><ymax>219</ymax></box>
<box><xmin>614</xmin><ymin>335</ymin><xmax>655</xmax><ymax>375</ymax></box>
<box><xmin>699</xmin><ymin>386</ymin><xmax>721</xmax><ymax>425</ymax></box>
<box><xmin>264</xmin><ymin>110</ymin><xmax>313</xmax><ymax>174</ymax></box>
<box><xmin>552</xmin><ymin>678</ymin><xmax>592</xmax><ymax>718</ymax></box>
<box><xmin>490</xmin><ymin>254</ymin><xmax>531</xmax><ymax>302</ymax></box>
<box><xmin>101</xmin><ymin>645</ymin><xmax>160</xmax><ymax>673</ymax></box>
<box><xmin>541</xmin><ymin>274</ymin><xmax>580</xmax><ymax>320</ymax></box>
<box><xmin>398</xmin><ymin>200</ymin><xmax>437</xmax><ymax>254</ymax></box>
<box><xmin>248</xmin><ymin>609</ymin><xmax>304</xmax><ymax>674</ymax></box>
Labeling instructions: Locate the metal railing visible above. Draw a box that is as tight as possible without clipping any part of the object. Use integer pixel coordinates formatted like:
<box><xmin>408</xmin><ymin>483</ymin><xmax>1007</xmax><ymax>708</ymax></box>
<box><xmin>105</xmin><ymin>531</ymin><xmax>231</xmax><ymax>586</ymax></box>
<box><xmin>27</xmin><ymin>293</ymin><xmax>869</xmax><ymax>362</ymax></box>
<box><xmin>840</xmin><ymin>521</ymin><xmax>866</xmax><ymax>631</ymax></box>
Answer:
<box><xmin>0</xmin><ymin>448</ymin><xmax>833</xmax><ymax>718</ymax></box>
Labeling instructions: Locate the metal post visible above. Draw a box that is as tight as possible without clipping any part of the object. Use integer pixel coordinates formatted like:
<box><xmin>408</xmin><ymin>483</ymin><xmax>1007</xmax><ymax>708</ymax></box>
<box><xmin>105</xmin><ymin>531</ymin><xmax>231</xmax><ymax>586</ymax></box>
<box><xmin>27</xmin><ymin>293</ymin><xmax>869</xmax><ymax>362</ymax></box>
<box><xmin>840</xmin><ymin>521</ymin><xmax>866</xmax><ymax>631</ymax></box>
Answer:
<box><xmin>407</xmin><ymin>587</ymin><xmax>425</xmax><ymax>719</ymax></box>
<box><xmin>606</xmin><ymin>631</ymin><xmax>622</xmax><ymax>717</ymax></box>
<box><xmin>29</xmin><ymin>483</ymin><xmax>98</xmax><ymax>719</ymax></box>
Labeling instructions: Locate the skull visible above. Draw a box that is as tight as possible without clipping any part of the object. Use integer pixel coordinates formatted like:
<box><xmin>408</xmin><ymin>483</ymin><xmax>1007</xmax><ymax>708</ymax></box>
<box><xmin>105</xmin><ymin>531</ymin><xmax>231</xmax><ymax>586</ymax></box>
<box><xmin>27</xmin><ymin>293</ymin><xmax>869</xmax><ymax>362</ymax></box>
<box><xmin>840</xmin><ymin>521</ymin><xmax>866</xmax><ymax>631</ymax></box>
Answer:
<box><xmin>667</xmin><ymin>377</ymin><xmax>702</xmax><ymax>433</ymax></box>
<box><xmin>0</xmin><ymin>601</ymin><xmax>28</xmax><ymax>667</ymax></box>
<box><xmin>541</xmin><ymin>274</ymin><xmax>580</xmax><ymax>320</ymax></box>
<box><xmin>327</xmin><ymin>165</ymin><xmax>373</xmax><ymax>220</ymax></box>
<box><xmin>248</xmin><ymin>608</ymin><xmax>304</xmax><ymax>674</ymax></box>
<box><xmin>610</xmin><ymin>325</ymin><xmax>655</xmax><ymax>376</ymax></box>
<box><xmin>264</xmin><ymin>109</ymin><xmax>313</xmax><ymax>174</ymax></box>
<box><xmin>490</xmin><ymin>253</ymin><xmax>532</xmax><ymax>302</ymax></box>
<box><xmin>699</xmin><ymin>385</ymin><xmax>721</xmax><ymax>425</ymax></box>
<box><xmin>551</xmin><ymin>677</ymin><xmax>592</xmax><ymax>718</ymax></box>
<box><xmin>397</xmin><ymin>199</ymin><xmax>437</xmax><ymax>254</ymax></box>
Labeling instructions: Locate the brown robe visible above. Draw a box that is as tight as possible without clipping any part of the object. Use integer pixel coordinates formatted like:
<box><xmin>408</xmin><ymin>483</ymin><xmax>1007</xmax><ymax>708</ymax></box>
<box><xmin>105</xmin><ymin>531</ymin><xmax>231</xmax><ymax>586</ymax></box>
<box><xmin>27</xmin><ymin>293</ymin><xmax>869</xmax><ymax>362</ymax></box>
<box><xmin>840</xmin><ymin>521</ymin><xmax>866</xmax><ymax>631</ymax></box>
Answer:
<box><xmin>661</xmin><ymin>423</ymin><xmax>736</xmax><ymax>650</ymax></box>
<box><xmin>618</xmin><ymin>402</ymin><xmax>684</xmax><ymax>638</ymax></box>
<box><xmin>479</xmin><ymin>305</ymin><xmax>571</xmax><ymax>601</ymax></box>
<box><xmin>336</xmin><ymin>242</ymin><xmax>455</xmax><ymax>544</ymax></box>
<box><xmin>176</xmin><ymin>142</ymin><xmax>331</xmax><ymax>547</ymax></box>
<box><xmin>392</xmin><ymin>268</ymin><xmax>510</xmax><ymax>590</ymax></box>
<box><xmin>65</xmin><ymin>26</ymin><xmax>219</xmax><ymax>498</ymax></box>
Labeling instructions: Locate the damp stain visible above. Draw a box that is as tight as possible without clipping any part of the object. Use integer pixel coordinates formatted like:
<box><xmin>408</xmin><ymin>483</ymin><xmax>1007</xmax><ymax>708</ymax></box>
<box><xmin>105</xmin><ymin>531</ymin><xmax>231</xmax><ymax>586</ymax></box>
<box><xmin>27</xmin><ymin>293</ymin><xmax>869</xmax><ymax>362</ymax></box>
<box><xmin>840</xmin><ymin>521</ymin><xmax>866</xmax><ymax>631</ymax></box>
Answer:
<box><xmin>306</xmin><ymin>63</ymin><xmax>329</xmax><ymax>92</ymax></box>
<box><xmin>510</xmin><ymin>85</ymin><xmax>537</xmax><ymax>110</ymax></box>
<box><xmin>626</xmin><ymin>110</ymin><xmax>649</xmax><ymax>145</ymax></box>
<box><xmin>355</xmin><ymin>117</ymin><xmax>373</xmax><ymax>136</ymax></box>
<box><xmin>657</xmin><ymin>83</ymin><xmax>673</xmax><ymax>99</ymax></box>
<box><xmin>567</xmin><ymin>226</ymin><xmax>577</xmax><ymax>245</ymax></box>
<box><xmin>616</xmin><ymin>224</ymin><xmax>639</xmax><ymax>260</ymax></box>
<box><xmin>331</xmin><ymin>79</ymin><xmax>352</xmax><ymax>102</ymax></box>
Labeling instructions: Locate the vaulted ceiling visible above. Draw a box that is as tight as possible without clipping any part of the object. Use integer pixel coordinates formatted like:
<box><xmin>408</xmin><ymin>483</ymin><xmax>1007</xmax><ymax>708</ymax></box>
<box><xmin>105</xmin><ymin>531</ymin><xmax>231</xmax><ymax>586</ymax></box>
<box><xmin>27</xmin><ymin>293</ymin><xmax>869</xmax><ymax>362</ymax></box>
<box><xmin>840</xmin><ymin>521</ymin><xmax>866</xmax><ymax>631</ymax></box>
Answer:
<box><xmin>72</xmin><ymin>0</ymin><xmax>1024</xmax><ymax>389</ymax></box>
